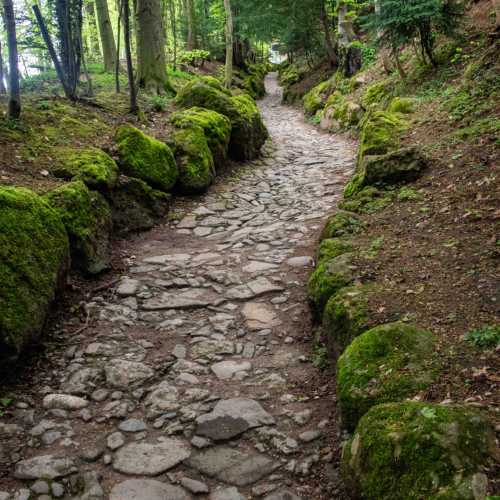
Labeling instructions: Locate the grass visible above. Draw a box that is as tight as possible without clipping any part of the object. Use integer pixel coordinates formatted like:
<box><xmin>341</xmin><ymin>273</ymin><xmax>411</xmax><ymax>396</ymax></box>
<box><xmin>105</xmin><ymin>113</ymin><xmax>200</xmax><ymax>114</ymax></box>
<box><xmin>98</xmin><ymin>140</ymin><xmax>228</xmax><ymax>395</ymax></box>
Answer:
<box><xmin>465</xmin><ymin>325</ymin><xmax>500</xmax><ymax>349</ymax></box>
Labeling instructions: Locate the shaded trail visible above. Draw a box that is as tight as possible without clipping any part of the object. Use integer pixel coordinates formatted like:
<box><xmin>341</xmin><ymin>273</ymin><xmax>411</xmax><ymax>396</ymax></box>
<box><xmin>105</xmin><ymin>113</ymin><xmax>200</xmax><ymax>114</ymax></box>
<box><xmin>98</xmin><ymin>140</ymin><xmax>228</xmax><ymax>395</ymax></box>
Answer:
<box><xmin>1</xmin><ymin>73</ymin><xmax>356</xmax><ymax>499</ymax></box>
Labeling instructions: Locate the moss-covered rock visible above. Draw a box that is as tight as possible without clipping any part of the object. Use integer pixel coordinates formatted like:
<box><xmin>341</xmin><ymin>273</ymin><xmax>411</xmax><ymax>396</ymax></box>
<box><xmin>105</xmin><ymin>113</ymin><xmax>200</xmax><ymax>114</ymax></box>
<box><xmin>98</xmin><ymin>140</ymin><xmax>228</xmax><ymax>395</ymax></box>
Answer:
<box><xmin>337</xmin><ymin>322</ymin><xmax>439</xmax><ymax>431</ymax></box>
<box><xmin>388</xmin><ymin>97</ymin><xmax>415</xmax><ymax>114</ymax></box>
<box><xmin>320</xmin><ymin>91</ymin><xmax>364</xmax><ymax>132</ymax></box>
<box><xmin>0</xmin><ymin>187</ymin><xmax>69</xmax><ymax>362</ymax></box>
<box><xmin>342</xmin><ymin>402</ymin><xmax>496</xmax><ymax>500</ymax></box>
<box><xmin>317</xmin><ymin>238</ymin><xmax>354</xmax><ymax>264</ymax></box>
<box><xmin>303</xmin><ymin>79</ymin><xmax>337</xmax><ymax>116</ymax></box>
<box><xmin>339</xmin><ymin>186</ymin><xmax>394</xmax><ymax>214</ymax></box>
<box><xmin>175</xmin><ymin>80</ymin><xmax>268</xmax><ymax>161</ymax></box>
<box><xmin>115</xmin><ymin>124</ymin><xmax>178</xmax><ymax>192</ymax></box>
<box><xmin>51</xmin><ymin>147</ymin><xmax>119</xmax><ymax>191</ymax></box>
<box><xmin>199</xmin><ymin>76</ymin><xmax>231</xmax><ymax>95</ymax></box>
<box><xmin>308</xmin><ymin>252</ymin><xmax>357</xmax><ymax>314</ymax></box>
<box><xmin>361</xmin><ymin>79</ymin><xmax>394</xmax><ymax>109</ymax></box>
<box><xmin>170</xmin><ymin>107</ymin><xmax>231</xmax><ymax>167</ymax></box>
<box><xmin>170</xmin><ymin>126</ymin><xmax>215</xmax><ymax>193</ymax></box>
<box><xmin>320</xmin><ymin>211</ymin><xmax>364</xmax><ymax>241</ymax></box>
<box><xmin>45</xmin><ymin>181</ymin><xmax>112</xmax><ymax>275</ymax></box>
<box><xmin>323</xmin><ymin>284</ymin><xmax>374</xmax><ymax>359</ymax></box>
<box><xmin>108</xmin><ymin>176</ymin><xmax>170</xmax><ymax>235</ymax></box>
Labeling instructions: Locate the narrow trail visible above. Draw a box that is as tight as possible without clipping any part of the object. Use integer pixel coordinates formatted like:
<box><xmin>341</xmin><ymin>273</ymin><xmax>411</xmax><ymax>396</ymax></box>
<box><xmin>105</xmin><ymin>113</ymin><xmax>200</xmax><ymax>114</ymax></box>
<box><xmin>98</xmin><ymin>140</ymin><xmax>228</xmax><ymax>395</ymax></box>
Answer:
<box><xmin>1</xmin><ymin>74</ymin><xmax>356</xmax><ymax>500</ymax></box>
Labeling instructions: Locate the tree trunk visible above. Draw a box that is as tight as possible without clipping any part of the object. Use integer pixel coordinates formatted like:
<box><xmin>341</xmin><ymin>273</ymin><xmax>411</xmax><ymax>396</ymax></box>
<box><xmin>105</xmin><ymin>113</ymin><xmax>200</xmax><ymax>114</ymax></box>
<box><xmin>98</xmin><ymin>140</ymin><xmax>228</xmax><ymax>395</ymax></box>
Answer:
<box><xmin>122</xmin><ymin>0</ymin><xmax>137</xmax><ymax>112</ymax></box>
<box><xmin>168</xmin><ymin>0</ymin><xmax>177</xmax><ymax>69</ymax></box>
<box><xmin>223</xmin><ymin>0</ymin><xmax>233</xmax><ymax>88</ymax></box>
<box><xmin>115</xmin><ymin>0</ymin><xmax>122</xmax><ymax>92</ymax></box>
<box><xmin>0</xmin><ymin>39</ymin><xmax>6</xmax><ymax>94</ymax></box>
<box><xmin>374</xmin><ymin>0</ymin><xmax>393</xmax><ymax>74</ymax></box>
<box><xmin>95</xmin><ymin>0</ymin><xmax>116</xmax><ymax>71</ymax></box>
<box><xmin>337</xmin><ymin>1</ymin><xmax>361</xmax><ymax>77</ymax></box>
<box><xmin>320</xmin><ymin>0</ymin><xmax>337</xmax><ymax>68</ymax></box>
<box><xmin>136</xmin><ymin>0</ymin><xmax>169</xmax><ymax>92</ymax></box>
<box><xmin>85</xmin><ymin>1</ymin><xmax>101</xmax><ymax>60</ymax></box>
<box><xmin>3</xmin><ymin>0</ymin><xmax>21</xmax><ymax>118</ymax></box>
<box><xmin>493</xmin><ymin>0</ymin><xmax>500</xmax><ymax>29</ymax></box>
<box><xmin>185</xmin><ymin>0</ymin><xmax>195</xmax><ymax>50</ymax></box>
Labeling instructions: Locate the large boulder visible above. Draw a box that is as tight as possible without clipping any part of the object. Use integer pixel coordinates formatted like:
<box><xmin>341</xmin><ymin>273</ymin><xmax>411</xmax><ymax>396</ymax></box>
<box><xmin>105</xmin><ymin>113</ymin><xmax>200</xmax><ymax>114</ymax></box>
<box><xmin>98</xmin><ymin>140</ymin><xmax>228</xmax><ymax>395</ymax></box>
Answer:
<box><xmin>170</xmin><ymin>127</ymin><xmax>215</xmax><ymax>194</ymax></box>
<box><xmin>0</xmin><ymin>187</ymin><xmax>69</xmax><ymax>362</ymax></box>
<box><xmin>170</xmin><ymin>107</ymin><xmax>231</xmax><ymax>167</ymax></box>
<box><xmin>45</xmin><ymin>181</ymin><xmax>112</xmax><ymax>275</ymax></box>
<box><xmin>337</xmin><ymin>322</ymin><xmax>439</xmax><ymax>431</ymax></box>
<box><xmin>175</xmin><ymin>80</ymin><xmax>268</xmax><ymax>161</ymax></box>
<box><xmin>303</xmin><ymin>79</ymin><xmax>336</xmax><ymax>116</ymax></box>
<box><xmin>342</xmin><ymin>402</ymin><xmax>497</xmax><ymax>500</ymax></box>
<box><xmin>107</xmin><ymin>176</ymin><xmax>170</xmax><ymax>235</ymax></box>
<box><xmin>307</xmin><ymin>252</ymin><xmax>356</xmax><ymax>315</ymax></box>
<box><xmin>115</xmin><ymin>124</ymin><xmax>178</xmax><ymax>192</ymax></box>
<box><xmin>50</xmin><ymin>147</ymin><xmax>119</xmax><ymax>191</ymax></box>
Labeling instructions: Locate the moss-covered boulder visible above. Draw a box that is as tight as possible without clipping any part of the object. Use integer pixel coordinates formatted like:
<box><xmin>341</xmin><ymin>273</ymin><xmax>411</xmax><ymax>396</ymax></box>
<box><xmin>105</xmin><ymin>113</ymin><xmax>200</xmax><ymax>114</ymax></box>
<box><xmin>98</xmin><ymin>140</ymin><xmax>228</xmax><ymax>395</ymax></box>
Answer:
<box><xmin>115</xmin><ymin>124</ymin><xmax>178</xmax><ymax>192</ymax></box>
<box><xmin>108</xmin><ymin>176</ymin><xmax>170</xmax><ymax>235</ymax></box>
<box><xmin>323</xmin><ymin>284</ymin><xmax>375</xmax><ymax>359</ymax></box>
<box><xmin>308</xmin><ymin>252</ymin><xmax>357</xmax><ymax>314</ymax></box>
<box><xmin>317</xmin><ymin>238</ymin><xmax>354</xmax><ymax>264</ymax></box>
<box><xmin>199</xmin><ymin>76</ymin><xmax>231</xmax><ymax>95</ymax></box>
<box><xmin>175</xmin><ymin>80</ymin><xmax>268</xmax><ymax>161</ymax></box>
<box><xmin>320</xmin><ymin>211</ymin><xmax>364</xmax><ymax>241</ymax></box>
<box><xmin>0</xmin><ymin>187</ymin><xmax>70</xmax><ymax>362</ymax></box>
<box><xmin>45</xmin><ymin>181</ymin><xmax>112</xmax><ymax>275</ymax></box>
<box><xmin>388</xmin><ymin>96</ymin><xmax>415</xmax><ymax>114</ymax></box>
<box><xmin>303</xmin><ymin>79</ymin><xmax>337</xmax><ymax>116</ymax></box>
<box><xmin>345</xmin><ymin>147</ymin><xmax>428</xmax><ymax>198</ymax></box>
<box><xmin>337</xmin><ymin>322</ymin><xmax>439</xmax><ymax>431</ymax></box>
<box><xmin>339</xmin><ymin>186</ymin><xmax>394</xmax><ymax>214</ymax></box>
<box><xmin>321</xmin><ymin>92</ymin><xmax>364</xmax><ymax>132</ymax></box>
<box><xmin>170</xmin><ymin>126</ymin><xmax>215</xmax><ymax>193</ymax></box>
<box><xmin>342</xmin><ymin>402</ymin><xmax>497</xmax><ymax>500</ymax></box>
<box><xmin>361</xmin><ymin>79</ymin><xmax>394</xmax><ymax>109</ymax></box>
<box><xmin>51</xmin><ymin>147</ymin><xmax>119</xmax><ymax>191</ymax></box>
<box><xmin>170</xmin><ymin>107</ymin><xmax>231</xmax><ymax>167</ymax></box>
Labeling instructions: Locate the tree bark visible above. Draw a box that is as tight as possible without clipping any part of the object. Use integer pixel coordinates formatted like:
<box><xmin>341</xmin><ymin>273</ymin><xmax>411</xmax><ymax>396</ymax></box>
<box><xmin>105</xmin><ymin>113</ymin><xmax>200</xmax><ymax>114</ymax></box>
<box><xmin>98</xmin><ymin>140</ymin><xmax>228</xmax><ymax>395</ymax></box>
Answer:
<box><xmin>85</xmin><ymin>1</ymin><xmax>101</xmax><ymax>60</ymax></box>
<box><xmin>168</xmin><ymin>0</ymin><xmax>177</xmax><ymax>69</ymax></box>
<box><xmin>122</xmin><ymin>0</ymin><xmax>137</xmax><ymax>112</ymax></box>
<box><xmin>320</xmin><ymin>0</ymin><xmax>337</xmax><ymax>68</ymax></box>
<box><xmin>3</xmin><ymin>0</ymin><xmax>21</xmax><ymax>117</ymax></box>
<box><xmin>185</xmin><ymin>0</ymin><xmax>195</xmax><ymax>50</ymax></box>
<box><xmin>493</xmin><ymin>0</ymin><xmax>500</xmax><ymax>29</ymax></box>
<box><xmin>0</xmin><ymin>39</ymin><xmax>6</xmax><ymax>94</ymax></box>
<box><xmin>223</xmin><ymin>0</ymin><xmax>233</xmax><ymax>88</ymax></box>
<box><xmin>95</xmin><ymin>0</ymin><xmax>116</xmax><ymax>71</ymax></box>
<box><xmin>337</xmin><ymin>1</ymin><xmax>361</xmax><ymax>76</ymax></box>
<box><xmin>136</xmin><ymin>0</ymin><xmax>169</xmax><ymax>92</ymax></box>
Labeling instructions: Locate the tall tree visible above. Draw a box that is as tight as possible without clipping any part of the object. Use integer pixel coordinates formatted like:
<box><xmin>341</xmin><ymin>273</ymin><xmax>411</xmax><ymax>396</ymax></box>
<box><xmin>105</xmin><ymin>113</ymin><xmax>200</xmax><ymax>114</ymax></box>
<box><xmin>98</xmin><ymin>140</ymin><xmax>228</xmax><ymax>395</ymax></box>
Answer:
<box><xmin>320</xmin><ymin>0</ymin><xmax>337</xmax><ymax>68</ymax></box>
<box><xmin>223</xmin><ymin>0</ymin><xmax>232</xmax><ymax>88</ymax></box>
<box><xmin>136</xmin><ymin>0</ymin><xmax>169</xmax><ymax>92</ymax></box>
<box><xmin>2</xmin><ymin>0</ymin><xmax>21</xmax><ymax>117</ymax></box>
<box><xmin>0</xmin><ymin>38</ymin><xmax>6</xmax><ymax>94</ymax></box>
<box><xmin>337</xmin><ymin>0</ymin><xmax>361</xmax><ymax>76</ymax></box>
<box><xmin>185</xmin><ymin>0</ymin><xmax>195</xmax><ymax>50</ymax></box>
<box><xmin>122</xmin><ymin>0</ymin><xmax>137</xmax><ymax>111</ymax></box>
<box><xmin>84</xmin><ymin>0</ymin><xmax>101</xmax><ymax>61</ymax></box>
<box><xmin>95</xmin><ymin>0</ymin><xmax>116</xmax><ymax>71</ymax></box>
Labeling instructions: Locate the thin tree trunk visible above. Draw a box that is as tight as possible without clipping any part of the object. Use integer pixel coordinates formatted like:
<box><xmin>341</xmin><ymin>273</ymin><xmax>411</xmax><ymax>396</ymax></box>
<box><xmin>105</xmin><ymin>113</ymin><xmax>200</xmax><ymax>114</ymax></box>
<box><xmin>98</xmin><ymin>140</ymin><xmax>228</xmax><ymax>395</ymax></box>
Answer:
<box><xmin>3</xmin><ymin>0</ymin><xmax>20</xmax><ymax>117</ymax></box>
<box><xmin>123</xmin><ymin>0</ymin><xmax>137</xmax><ymax>112</ymax></box>
<box><xmin>115</xmin><ymin>0</ymin><xmax>122</xmax><ymax>92</ymax></box>
<box><xmin>85</xmin><ymin>1</ymin><xmax>101</xmax><ymax>60</ymax></box>
<box><xmin>223</xmin><ymin>0</ymin><xmax>232</xmax><ymax>88</ymax></box>
<box><xmin>168</xmin><ymin>0</ymin><xmax>177</xmax><ymax>70</ymax></box>
<box><xmin>185</xmin><ymin>0</ymin><xmax>195</xmax><ymax>50</ymax></box>
<box><xmin>95</xmin><ymin>0</ymin><xmax>116</xmax><ymax>71</ymax></box>
<box><xmin>0</xmin><ymin>39</ymin><xmax>6</xmax><ymax>94</ymax></box>
<box><xmin>320</xmin><ymin>0</ymin><xmax>337</xmax><ymax>68</ymax></box>
<box><xmin>393</xmin><ymin>48</ymin><xmax>406</xmax><ymax>79</ymax></box>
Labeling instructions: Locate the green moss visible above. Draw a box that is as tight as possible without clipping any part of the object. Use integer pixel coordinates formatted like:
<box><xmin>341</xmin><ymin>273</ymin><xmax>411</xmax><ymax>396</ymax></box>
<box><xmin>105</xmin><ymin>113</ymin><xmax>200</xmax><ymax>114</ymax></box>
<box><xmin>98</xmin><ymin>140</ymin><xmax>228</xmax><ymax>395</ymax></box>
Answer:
<box><xmin>388</xmin><ymin>97</ymin><xmax>415</xmax><ymax>114</ymax></box>
<box><xmin>342</xmin><ymin>402</ymin><xmax>496</xmax><ymax>500</ymax></box>
<box><xmin>199</xmin><ymin>76</ymin><xmax>231</xmax><ymax>95</ymax></box>
<box><xmin>320</xmin><ymin>211</ymin><xmax>364</xmax><ymax>240</ymax></box>
<box><xmin>115</xmin><ymin>124</ymin><xmax>178</xmax><ymax>192</ymax></box>
<box><xmin>303</xmin><ymin>79</ymin><xmax>336</xmax><ymax>116</ymax></box>
<box><xmin>0</xmin><ymin>187</ymin><xmax>69</xmax><ymax>361</ymax></box>
<box><xmin>171</xmin><ymin>126</ymin><xmax>215</xmax><ymax>193</ymax></box>
<box><xmin>51</xmin><ymin>147</ymin><xmax>119</xmax><ymax>191</ymax></box>
<box><xmin>361</xmin><ymin>79</ymin><xmax>394</xmax><ymax>109</ymax></box>
<box><xmin>337</xmin><ymin>322</ymin><xmax>439</xmax><ymax>431</ymax></box>
<box><xmin>317</xmin><ymin>238</ymin><xmax>354</xmax><ymax>264</ymax></box>
<box><xmin>44</xmin><ymin>181</ymin><xmax>112</xmax><ymax>275</ymax></box>
<box><xmin>323</xmin><ymin>284</ymin><xmax>374</xmax><ymax>359</ymax></box>
<box><xmin>170</xmin><ymin>107</ymin><xmax>231</xmax><ymax>166</ymax></box>
<box><xmin>339</xmin><ymin>187</ymin><xmax>394</xmax><ymax>214</ymax></box>
<box><xmin>308</xmin><ymin>253</ymin><xmax>356</xmax><ymax>314</ymax></box>
<box><xmin>108</xmin><ymin>177</ymin><xmax>170</xmax><ymax>235</ymax></box>
<box><xmin>175</xmin><ymin>79</ymin><xmax>237</xmax><ymax>116</ymax></box>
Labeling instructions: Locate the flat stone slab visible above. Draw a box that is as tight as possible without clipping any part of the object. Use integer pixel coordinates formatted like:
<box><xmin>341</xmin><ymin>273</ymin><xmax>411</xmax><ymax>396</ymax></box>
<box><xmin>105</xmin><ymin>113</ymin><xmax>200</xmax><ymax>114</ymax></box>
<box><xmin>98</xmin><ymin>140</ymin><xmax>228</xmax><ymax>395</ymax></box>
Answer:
<box><xmin>196</xmin><ymin>415</ymin><xmax>250</xmax><ymax>441</ymax></box>
<box><xmin>191</xmin><ymin>340</ymin><xmax>234</xmax><ymax>359</ymax></box>
<box><xmin>110</xmin><ymin>479</ymin><xmax>193</xmax><ymax>500</ymax></box>
<box><xmin>242</xmin><ymin>261</ymin><xmax>279</xmax><ymax>273</ymax></box>
<box><xmin>113</xmin><ymin>441</ymin><xmax>191</xmax><ymax>476</ymax></box>
<box><xmin>241</xmin><ymin>302</ymin><xmax>281</xmax><ymax>330</ymax></box>
<box><xmin>143</xmin><ymin>254</ymin><xmax>191</xmax><ymax>265</ymax></box>
<box><xmin>142</xmin><ymin>288</ymin><xmax>220</xmax><ymax>310</ymax></box>
<box><xmin>211</xmin><ymin>360</ymin><xmax>252</xmax><ymax>380</ymax></box>
<box><xmin>286</xmin><ymin>256</ymin><xmax>313</xmax><ymax>268</ymax></box>
<box><xmin>186</xmin><ymin>447</ymin><xmax>279</xmax><ymax>486</ymax></box>
<box><xmin>14</xmin><ymin>455</ymin><xmax>75</xmax><ymax>480</ymax></box>
<box><xmin>209</xmin><ymin>487</ymin><xmax>245</xmax><ymax>500</ymax></box>
<box><xmin>263</xmin><ymin>490</ymin><xmax>303</xmax><ymax>500</ymax></box>
<box><xmin>42</xmin><ymin>394</ymin><xmax>88</xmax><ymax>410</ymax></box>
<box><xmin>116</xmin><ymin>278</ymin><xmax>141</xmax><ymax>297</ymax></box>
<box><xmin>105</xmin><ymin>360</ymin><xmax>154</xmax><ymax>388</ymax></box>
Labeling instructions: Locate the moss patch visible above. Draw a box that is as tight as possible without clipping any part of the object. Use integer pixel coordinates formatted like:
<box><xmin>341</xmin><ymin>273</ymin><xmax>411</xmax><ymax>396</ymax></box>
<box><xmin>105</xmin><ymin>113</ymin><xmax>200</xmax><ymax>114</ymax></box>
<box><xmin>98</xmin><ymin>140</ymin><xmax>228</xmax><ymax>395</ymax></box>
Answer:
<box><xmin>361</xmin><ymin>79</ymin><xmax>394</xmax><ymax>109</ymax></box>
<box><xmin>337</xmin><ymin>322</ymin><xmax>439</xmax><ymax>431</ymax></box>
<box><xmin>342</xmin><ymin>402</ymin><xmax>496</xmax><ymax>500</ymax></box>
<box><xmin>170</xmin><ymin>107</ymin><xmax>231</xmax><ymax>167</ymax></box>
<box><xmin>320</xmin><ymin>211</ymin><xmax>364</xmax><ymax>241</ymax></box>
<box><xmin>339</xmin><ymin>186</ymin><xmax>394</xmax><ymax>214</ymax></box>
<box><xmin>0</xmin><ymin>186</ymin><xmax>69</xmax><ymax>361</ymax></box>
<box><xmin>388</xmin><ymin>97</ymin><xmax>415</xmax><ymax>114</ymax></box>
<box><xmin>51</xmin><ymin>147</ymin><xmax>119</xmax><ymax>191</ymax></box>
<box><xmin>303</xmin><ymin>79</ymin><xmax>336</xmax><ymax>116</ymax></box>
<box><xmin>45</xmin><ymin>181</ymin><xmax>112</xmax><ymax>275</ymax></box>
<box><xmin>317</xmin><ymin>238</ymin><xmax>355</xmax><ymax>264</ymax></box>
<box><xmin>115</xmin><ymin>124</ymin><xmax>178</xmax><ymax>192</ymax></box>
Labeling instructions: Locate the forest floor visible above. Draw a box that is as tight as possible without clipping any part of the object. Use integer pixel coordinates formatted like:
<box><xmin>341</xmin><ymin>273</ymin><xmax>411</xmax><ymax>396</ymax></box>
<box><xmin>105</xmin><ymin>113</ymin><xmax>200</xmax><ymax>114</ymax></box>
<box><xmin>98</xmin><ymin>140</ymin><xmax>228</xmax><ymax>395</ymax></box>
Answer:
<box><xmin>0</xmin><ymin>74</ymin><xmax>357</xmax><ymax>499</ymax></box>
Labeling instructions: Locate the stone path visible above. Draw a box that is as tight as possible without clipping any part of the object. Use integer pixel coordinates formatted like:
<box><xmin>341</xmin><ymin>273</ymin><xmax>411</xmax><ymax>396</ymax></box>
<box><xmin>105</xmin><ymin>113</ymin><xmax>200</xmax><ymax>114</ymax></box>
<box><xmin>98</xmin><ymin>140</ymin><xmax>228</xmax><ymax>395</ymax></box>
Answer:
<box><xmin>0</xmin><ymin>74</ymin><xmax>356</xmax><ymax>499</ymax></box>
